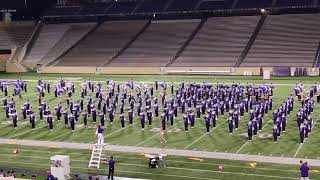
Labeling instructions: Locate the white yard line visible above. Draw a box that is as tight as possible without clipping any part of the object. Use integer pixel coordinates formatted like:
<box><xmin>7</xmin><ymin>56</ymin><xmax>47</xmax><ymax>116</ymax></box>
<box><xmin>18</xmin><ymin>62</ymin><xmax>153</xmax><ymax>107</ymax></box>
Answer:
<box><xmin>48</xmin><ymin>127</ymin><xmax>81</xmax><ymax>141</ymax></box>
<box><xmin>87</xmin><ymin>123</ymin><xmax>136</xmax><ymax>144</ymax></box>
<box><xmin>293</xmin><ymin>111</ymin><xmax>320</xmax><ymax>158</ymax></box>
<box><xmin>184</xmin><ymin>120</ymin><xmax>227</xmax><ymax>150</ymax></box>
<box><xmin>10</xmin><ymin>126</ymin><xmax>45</xmax><ymax>139</ymax></box>
<box><xmin>10</xmin><ymin>120</ymin><xmax>60</xmax><ymax>139</ymax></box>
<box><xmin>135</xmin><ymin>126</ymin><xmax>174</xmax><ymax>147</ymax></box>
<box><xmin>236</xmin><ymin>117</ymin><xmax>273</xmax><ymax>154</ymax></box>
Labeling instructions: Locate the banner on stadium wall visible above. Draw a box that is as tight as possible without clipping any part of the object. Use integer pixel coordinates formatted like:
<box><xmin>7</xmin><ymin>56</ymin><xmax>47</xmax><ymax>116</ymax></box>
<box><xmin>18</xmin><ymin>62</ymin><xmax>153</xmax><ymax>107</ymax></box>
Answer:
<box><xmin>272</xmin><ymin>67</ymin><xmax>291</xmax><ymax>77</ymax></box>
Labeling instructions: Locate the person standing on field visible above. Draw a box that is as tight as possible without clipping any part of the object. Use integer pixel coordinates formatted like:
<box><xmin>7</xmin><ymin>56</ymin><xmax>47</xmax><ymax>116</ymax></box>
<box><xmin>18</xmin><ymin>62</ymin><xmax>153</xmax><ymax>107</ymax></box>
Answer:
<box><xmin>300</xmin><ymin>162</ymin><xmax>310</xmax><ymax>180</ymax></box>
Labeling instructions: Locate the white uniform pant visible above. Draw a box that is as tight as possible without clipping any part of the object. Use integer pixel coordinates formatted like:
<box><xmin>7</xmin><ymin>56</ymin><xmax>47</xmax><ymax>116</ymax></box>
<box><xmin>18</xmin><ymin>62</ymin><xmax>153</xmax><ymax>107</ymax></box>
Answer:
<box><xmin>98</xmin><ymin>133</ymin><xmax>104</xmax><ymax>144</ymax></box>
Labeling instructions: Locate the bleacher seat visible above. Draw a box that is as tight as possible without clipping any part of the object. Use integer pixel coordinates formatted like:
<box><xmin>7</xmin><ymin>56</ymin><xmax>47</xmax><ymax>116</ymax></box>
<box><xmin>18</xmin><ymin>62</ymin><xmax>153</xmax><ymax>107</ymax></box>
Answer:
<box><xmin>40</xmin><ymin>23</ymin><xmax>96</xmax><ymax>66</ymax></box>
<box><xmin>45</xmin><ymin>6</ymin><xmax>81</xmax><ymax>16</ymax></box>
<box><xmin>167</xmin><ymin>0</ymin><xmax>199</xmax><ymax>12</ymax></box>
<box><xmin>109</xmin><ymin>20</ymin><xmax>199</xmax><ymax>67</ymax></box>
<box><xmin>275</xmin><ymin>0</ymin><xmax>315</xmax><ymax>7</ymax></box>
<box><xmin>22</xmin><ymin>24</ymin><xmax>70</xmax><ymax>67</ymax></box>
<box><xmin>235</xmin><ymin>0</ymin><xmax>272</xmax><ymax>9</ymax></box>
<box><xmin>172</xmin><ymin>16</ymin><xmax>260</xmax><ymax>67</ymax></box>
<box><xmin>197</xmin><ymin>0</ymin><xmax>233</xmax><ymax>11</ymax></box>
<box><xmin>242</xmin><ymin>14</ymin><xmax>320</xmax><ymax>67</ymax></box>
<box><xmin>106</xmin><ymin>1</ymin><xmax>140</xmax><ymax>14</ymax></box>
<box><xmin>135</xmin><ymin>0</ymin><xmax>168</xmax><ymax>13</ymax></box>
<box><xmin>78</xmin><ymin>3</ymin><xmax>111</xmax><ymax>15</ymax></box>
<box><xmin>56</xmin><ymin>20</ymin><xmax>148</xmax><ymax>67</ymax></box>
<box><xmin>0</xmin><ymin>22</ymin><xmax>34</xmax><ymax>49</ymax></box>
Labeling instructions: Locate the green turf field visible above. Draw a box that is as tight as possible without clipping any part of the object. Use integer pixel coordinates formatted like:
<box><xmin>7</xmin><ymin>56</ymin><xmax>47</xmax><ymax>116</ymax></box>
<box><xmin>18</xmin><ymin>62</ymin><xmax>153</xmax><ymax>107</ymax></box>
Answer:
<box><xmin>0</xmin><ymin>73</ymin><xmax>320</xmax><ymax>179</ymax></box>
<box><xmin>1</xmin><ymin>144</ymin><xmax>319</xmax><ymax>180</ymax></box>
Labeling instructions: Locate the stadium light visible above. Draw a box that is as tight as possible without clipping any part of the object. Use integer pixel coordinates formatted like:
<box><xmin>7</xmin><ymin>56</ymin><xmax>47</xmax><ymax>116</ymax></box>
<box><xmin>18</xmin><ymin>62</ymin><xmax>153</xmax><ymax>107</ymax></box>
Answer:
<box><xmin>260</xmin><ymin>8</ymin><xmax>266</xmax><ymax>14</ymax></box>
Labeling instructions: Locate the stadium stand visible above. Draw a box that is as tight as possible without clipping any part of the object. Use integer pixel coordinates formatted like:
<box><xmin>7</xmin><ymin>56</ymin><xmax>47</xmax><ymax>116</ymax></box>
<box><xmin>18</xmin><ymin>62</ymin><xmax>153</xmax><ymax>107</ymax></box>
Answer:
<box><xmin>39</xmin><ymin>23</ymin><xmax>96</xmax><ymax>66</ymax></box>
<box><xmin>196</xmin><ymin>0</ymin><xmax>233</xmax><ymax>11</ymax></box>
<box><xmin>0</xmin><ymin>22</ymin><xmax>34</xmax><ymax>49</ymax></box>
<box><xmin>167</xmin><ymin>0</ymin><xmax>199</xmax><ymax>12</ymax></box>
<box><xmin>135</xmin><ymin>0</ymin><xmax>168</xmax><ymax>13</ymax></box>
<box><xmin>314</xmin><ymin>42</ymin><xmax>320</xmax><ymax>67</ymax></box>
<box><xmin>108</xmin><ymin>20</ymin><xmax>199</xmax><ymax>67</ymax></box>
<box><xmin>172</xmin><ymin>16</ymin><xmax>260</xmax><ymax>67</ymax></box>
<box><xmin>22</xmin><ymin>24</ymin><xmax>70</xmax><ymax>69</ymax></box>
<box><xmin>242</xmin><ymin>13</ymin><xmax>320</xmax><ymax>67</ymax></box>
<box><xmin>235</xmin><ymin>0</ymin><xmax>273</xmax><ymax>9</ymax></box>
<box><xmin>106</xmin><ymin>1</ymin><xmax>140</xmax><ymax>14</ymax></box>
<box><xmin>78</xmin><ymin>3</ymin><xmax>111</xmax><ymax>15</ymax></box>
<box><xmin>45</xmin><ymin>6</ymin><xmax>81</xmax><ymax>16</ymax></box>
<box><xmin>55</xmin><ymin>20</ymin><xmax>148</xmax><ymax>67</ymax></box>
<box><xmin>275</xmin><ymin>0</ymin><xmax>316</xmax><ymax>7</ymax></box>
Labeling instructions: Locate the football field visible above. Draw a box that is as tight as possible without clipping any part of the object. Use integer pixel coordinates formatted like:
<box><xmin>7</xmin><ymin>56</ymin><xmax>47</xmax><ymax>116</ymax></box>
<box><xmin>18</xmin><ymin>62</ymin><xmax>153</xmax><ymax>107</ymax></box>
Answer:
<box><xmin>0</xmin><ymin>72</ymin><xmax>320</xmax><ymax>179</ymax></box>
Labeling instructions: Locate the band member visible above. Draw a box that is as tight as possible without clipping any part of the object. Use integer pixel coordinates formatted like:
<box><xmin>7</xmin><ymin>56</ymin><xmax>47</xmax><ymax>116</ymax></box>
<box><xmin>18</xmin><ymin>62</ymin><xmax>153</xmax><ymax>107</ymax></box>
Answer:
<box><xmin>205</xmin><ymin>115</ymin><xmax>210</xmax><ymax>133</ymax></box>
<box><xmin>140</xmin><ymin>113</ymin><xmax>145</xmax><ymax>130</ymax></box>
<box><xmin>183</xmin><ymin>114</ymin><xmax>188</xmax><ymax>132</ymax></box>
<box><xmin>109</xmin><ymin>108</ymin><xmax>114</xmax><ymax>125</ymax></box>
<box><xmin>99</xmin><ymin>113</ymin><xmax>105</xmax><ymax>127</ymax></box>
<box><xmin>96</xmin><ymin>125</ymin><xmax>104</xmax><ymax>144</ymax></box>
<box><xmin>92</xmin><ymin>107</ymin><xmax>97</xmax><ymax>123</ymax></box>
<box><xmin>147</xmin><ymin>110</ymin><xmax>153</xmax><ymax>126</ymax></box>
<box><xmin>29</xmin><ymin>112</ymin><xmax>36</xmax><ymax>129</ymax></box>
<box><xmin>69</xmin><ymin>114</ymin><xmax>75</xmax><ymax>132</ymax></box>
<box><xmin>12</xmin><ymin>112</ymin><xmax>18</xmax><ymax>128</ymax></box>
<box><xmin>252</xmin><ymin>118</ymin><xmax>258</xmax><ymax>136</ymax></box>
<box><xmin>55</xmin><ymin>103</ymin><xmax>62</xmax><ymax>120</ymax></box>
<box><xmin>169</xmin><ymin>110</ymin><xmax>174</xmax><ymax>126</ymax></box>
<box><xmin>128</xmin><ymin>109</ymin><xmax>134</xmax><ymax>125</ymax></box>
<box><xmin>247</xmin><ymin>121</ymin><xmax>253</xmax><ymax>141</ymax></box>
<box><xmin>63</xmin><ymin>110</ymin><xmax>68</xmax><ymax>126</ymax></box>
<box><xmin>228</xmin><ymin>117</ymin><xmax>234</xmax><ymax>134</ymax></box>
<box><xmin>120</xmin><ymin>113</ymin><xmax>125</xmax><ymax>128</ymax></box>
<box><xmin>82</xmin><ymin>111</ymin><xmax>88</xmax><ymax>126</ymax></box>
<box><xmin>273</xmin><ymin>124</ymin><xmax>279</xmax><ymax>143</ymax></box>
<box><xmin>47</xmin><ymin>114</ymin><xmax>53</xmax><ymax>131</ymax></box>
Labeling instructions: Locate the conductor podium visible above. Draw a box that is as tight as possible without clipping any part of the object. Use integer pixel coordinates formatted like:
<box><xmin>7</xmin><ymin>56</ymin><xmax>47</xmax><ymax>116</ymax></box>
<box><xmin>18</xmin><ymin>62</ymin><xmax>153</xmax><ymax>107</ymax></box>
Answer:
<box><xmin>50</xmin><ymin>155</ymin><xmax>71</xmax><ymax>180</ymax></box>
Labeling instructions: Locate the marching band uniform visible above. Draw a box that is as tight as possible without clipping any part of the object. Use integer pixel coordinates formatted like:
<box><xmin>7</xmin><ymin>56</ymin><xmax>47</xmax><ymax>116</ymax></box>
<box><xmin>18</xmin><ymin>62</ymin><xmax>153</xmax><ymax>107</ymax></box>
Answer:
<box><xmin>120</xmin><ymin>114</ymin><xmax>125</xmax><ymax>128</ymax></box>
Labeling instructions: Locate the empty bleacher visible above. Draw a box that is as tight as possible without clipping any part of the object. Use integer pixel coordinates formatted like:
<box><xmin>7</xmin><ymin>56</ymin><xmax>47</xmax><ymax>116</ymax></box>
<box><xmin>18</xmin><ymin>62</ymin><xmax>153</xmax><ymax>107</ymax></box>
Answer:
<box><xmin>0</xmin><ymin>22</ymin><xmax>34</xmax><ymax>49</ymax></box>
<box><xmin>56</xmin><ymin>20</ymin><xmax>148</xmax><ymax>67</ymax></box>
<box><xmin>235</xmin><ymin>0</ymin><xmax>272</xmax><ymax>9</ymax></box>
<box><xmin>167</xmin><ymin>0</ymin><xmax>199</xmax><ymax>12</ymax></box>
<box><xmin>172</xmin><ymin>16</ymin><xmax>260</xmax><ymax>67</ymax></box>
<box><xmin>107</xmin><ymin>1</ymin><xmax>140</xmax><ymax>14</ymax></box>
<box><xmin>45</xmin><ymin>6</ymin><xmax>81</xmax><ymax>16</ymax></box>
<box><xmin>242</xmin><ymin>14</ymin><xmax>320</xmax><ymax>67</ymax></box>
<box><xmin>78</xmin><ymin>3</ymin><xmax>111</xmax><ymax>15</ymax></box>
<box><xmin>109</xmin><ymin>20</ymin><xmax>199</xmax><ymax>67</ymax></box>
<box><xmin>196</xmin><ymin>0</ymin><xmax>233</xmax><ymax>11</ymax></box>
<box><xmin>135</xmin><ymin>0</ymin><xmax>168</xmax><ymax>13</ymax></box>
<box><xmin>275</xmin><ymin>0</ymin><xmax>315</xmax><ymax>7</ymax></box>
<box><xmin>22</xmin><ymin>24</ymin><xmax>70</xmax><ymax>68</ymax></box>
<box><xmin>39</xmin><ymin>23</ymin><xmax>96</xmax><ymax>66</ymax></box>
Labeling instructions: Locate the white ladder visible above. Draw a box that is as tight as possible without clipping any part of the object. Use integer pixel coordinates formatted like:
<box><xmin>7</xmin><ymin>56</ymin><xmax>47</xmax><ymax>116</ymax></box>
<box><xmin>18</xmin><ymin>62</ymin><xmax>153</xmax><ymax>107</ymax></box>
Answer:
<box><xmin>88</xmin><ymin>144</ymin><xmax>106</xmax><ymax>169</ymax></box>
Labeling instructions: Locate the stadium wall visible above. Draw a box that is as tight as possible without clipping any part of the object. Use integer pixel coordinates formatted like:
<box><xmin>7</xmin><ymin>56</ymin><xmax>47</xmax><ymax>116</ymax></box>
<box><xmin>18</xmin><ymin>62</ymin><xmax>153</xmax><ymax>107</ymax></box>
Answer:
<box><xmin>39</xmin><ymin>66</ymin><xmax>315</xmax><ymax>76</ymax></box>
<box><xmin>41</xmin><ymin>66</ymin><xmax>266</xmax><ymax>75</ymax></box>
<box><xmin>0</xmin><ymin>55</ymin><xmax>9</xmax><ymax>71</ymax></box>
